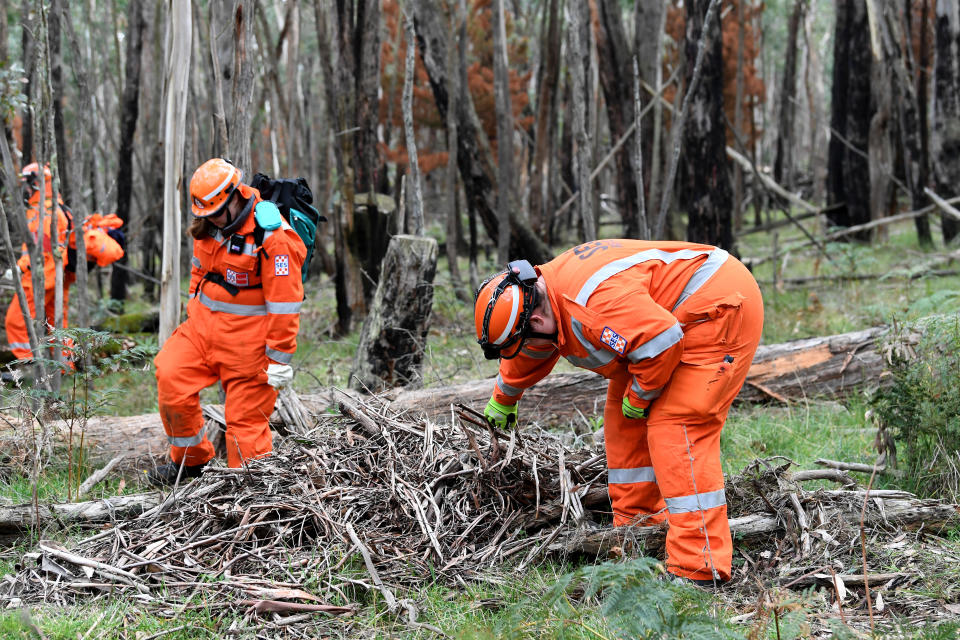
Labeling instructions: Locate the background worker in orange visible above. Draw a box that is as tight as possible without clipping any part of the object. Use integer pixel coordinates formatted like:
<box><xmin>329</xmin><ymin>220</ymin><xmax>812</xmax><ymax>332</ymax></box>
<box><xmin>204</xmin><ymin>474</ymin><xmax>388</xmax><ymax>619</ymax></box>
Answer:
<box><xmin>151</xmin><ymin>158</ymin><xmax>306</xmax><ymax>485</ymax></box>
<box><xmin>474</xmin><ymin>239</ymin><xmax>764</xmax><ymax>585</ymax></box>
<box><xmin>4</xmin><ymin>163</ymin><xmax>124</xmax><ymax>363</ymax></box>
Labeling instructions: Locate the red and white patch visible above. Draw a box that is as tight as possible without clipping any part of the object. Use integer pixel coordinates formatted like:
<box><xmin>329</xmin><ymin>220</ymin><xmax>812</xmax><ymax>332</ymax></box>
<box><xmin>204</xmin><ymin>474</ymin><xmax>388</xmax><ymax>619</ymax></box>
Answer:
<box><xmin>600</xmin><ymin>326</ymin><xmax>627</xmax><ymax>354</ymax></box>
<box><xmin>274</xmin><ymin>255</ymin><xmax>290</xmax><ymax>276</ymax></box>
<box><xmin>225</xmin><ymin>268</ymin><xmax>248</xmax><ymax>286</ymax></box>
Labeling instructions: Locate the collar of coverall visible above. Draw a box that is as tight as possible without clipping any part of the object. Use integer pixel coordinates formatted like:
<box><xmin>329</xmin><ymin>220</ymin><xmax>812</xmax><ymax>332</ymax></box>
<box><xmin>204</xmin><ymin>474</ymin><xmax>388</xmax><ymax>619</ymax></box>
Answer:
<box><xmin>526</xmin><ymin>268</ymin><xmax>560</xmax><ymax>346</ymax></box>
<box><xmin>219</xmin><ymin>184</ymin><xmax>257</xmax><ymax>236</ymax></box>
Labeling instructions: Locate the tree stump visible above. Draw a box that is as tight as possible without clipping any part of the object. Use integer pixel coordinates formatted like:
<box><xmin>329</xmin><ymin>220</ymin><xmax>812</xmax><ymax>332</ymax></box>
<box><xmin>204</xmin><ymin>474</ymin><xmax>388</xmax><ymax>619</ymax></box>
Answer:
<box><xmin>350</xmin><ymin>234</ymin><xmax>438</xmax><ymax>392</ymax></box>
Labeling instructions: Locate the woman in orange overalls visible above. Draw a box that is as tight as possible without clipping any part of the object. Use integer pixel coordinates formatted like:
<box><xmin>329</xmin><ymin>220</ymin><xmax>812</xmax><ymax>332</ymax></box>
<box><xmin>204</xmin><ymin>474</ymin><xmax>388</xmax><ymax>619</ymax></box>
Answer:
<box><xmin>151</xmin><ymin>158</ymin><xmax>306</xmax><ymax>485</ymax></box>
<box><xmin>474</xmin><ymin>239</ymin><xmax>764</xmax><ymax>585</ymax></box>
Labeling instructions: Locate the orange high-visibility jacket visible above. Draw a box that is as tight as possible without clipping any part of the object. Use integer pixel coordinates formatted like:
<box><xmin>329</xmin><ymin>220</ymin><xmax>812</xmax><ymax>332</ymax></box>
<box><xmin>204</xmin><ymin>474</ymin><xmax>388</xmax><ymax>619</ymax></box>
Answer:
<box><xmin>188</xmin><ymin>189</ymin><xmax>307</xmax><ymax>365</ymax></box>
<box><xmin>17</xmin><ymin>193</ymin><xmax>71</xmax><ymax>287</ymax></box>
<box><xmin>492</xmin><ymin>240</ymin><xmax>737</xmax><ymax>410</ymax></box>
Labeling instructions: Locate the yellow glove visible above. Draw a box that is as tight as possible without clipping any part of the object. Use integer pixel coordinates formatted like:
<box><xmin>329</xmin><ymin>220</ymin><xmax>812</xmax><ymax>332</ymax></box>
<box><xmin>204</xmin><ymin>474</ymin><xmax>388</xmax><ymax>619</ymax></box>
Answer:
<box><xmin>484</xmin><ymin>398</ymin><xmax>518</xmax><ymax>429</ymax></box>
<box><xmin>621</xmin><ymin>396</ymin><xmax>649</xmax><ymax>420</ymax></box>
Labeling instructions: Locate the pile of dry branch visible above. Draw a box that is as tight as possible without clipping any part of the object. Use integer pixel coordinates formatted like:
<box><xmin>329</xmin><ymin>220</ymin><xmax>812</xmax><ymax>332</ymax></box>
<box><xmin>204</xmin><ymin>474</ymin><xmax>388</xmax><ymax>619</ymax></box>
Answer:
<box><xmin>1</xmin><ymin>395</ymin><xmax>958</xmax><ymax>636</ymax></box>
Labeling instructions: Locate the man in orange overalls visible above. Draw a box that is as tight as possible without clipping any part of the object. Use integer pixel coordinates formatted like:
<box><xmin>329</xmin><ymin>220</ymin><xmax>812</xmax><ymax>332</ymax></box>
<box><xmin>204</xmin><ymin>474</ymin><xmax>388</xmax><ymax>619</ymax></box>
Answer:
<box><xmin>150</xmin><ymin>158</ymin><xmax>306</xmax><ymax>485</ymax></box>
<box><xmin>4</xmin><ymin>163</ymin><xmax>124</xmax><ymax>366</ymax></box>
<box><xmin>474</xmin><ymin>239</ymin><xmax>763</xmax><ymax>585</ymax></box>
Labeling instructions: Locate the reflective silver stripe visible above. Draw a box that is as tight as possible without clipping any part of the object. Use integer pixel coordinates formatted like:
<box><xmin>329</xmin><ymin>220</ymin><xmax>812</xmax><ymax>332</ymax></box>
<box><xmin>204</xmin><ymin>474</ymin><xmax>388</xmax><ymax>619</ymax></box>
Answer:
<box><xmin>496</xmin><ymin>374</ymin><xmax>524</xmax><ymax>396</ymax></box>
<box><xmin>575</xmin><ymin>248</ymin><xmax>718</xmax><ymax>305</ymax></box>
<box><xmin>266</xmin><ymin>347</ymin><xmax>293</xmax><ymax>364</ymax></box>
<box><xmin>626</xmin><ymin>322</ymin><xmax>683</xmax><ymax>362</ymax></box>
<box><xmin>197</xmin><ymin>291</ymin><xmax>267</xmax><ymax>316</ymax></box>
<box><xmin>631</xmin><ymin>377</ymin><xmax>662</xmax><ymax>400</ymax></box>
<box><xmin>664</xmin><ymin>488</ymin><xmax>727</xmax><ymax>514</ymax></box>
<box><xmin>608</xmin><ymin>467</ymin><xmax>657</xmax><ymax>484</ymax></box>
<box><xmin>493</xmin><ymin>284</ymin><xmax>521</xmax><ymax>345</ymax></box>
<box><xmin>672</xmin><ymin>248</ymin><xmax>729</xmax><ymax>311</ymax></box>
<box><xmin>265</xmin><ymin>300</ymin><xmax>303</xmax><ymax>314</ymax></box>
<box><xmin>565</xmin><ymin>317</ymin><xmax>616</xmax><ymax>369</ymax></box>
<box><xmin>521</xmin><ymin>346</ymin><xmax>556</xmax><ymax>359</ymax></box>
<box><xmin>191</xmin><ymin>256</ymin><xmax>202</xmax><ymax>269</ymax></box>
<box><xmin>168</xmin><ymin>433</ymin><xmax>205</xmax><ymax>447</ymax></box>
<box><xmin>201</xmin><ymin>170</ymin><xmax>237</xmax><ymax>201</ymax></box>
<box><xmin>8</xmin><ymin>342</ymin><xmax>31</xmax><ymax>351</ymax></box>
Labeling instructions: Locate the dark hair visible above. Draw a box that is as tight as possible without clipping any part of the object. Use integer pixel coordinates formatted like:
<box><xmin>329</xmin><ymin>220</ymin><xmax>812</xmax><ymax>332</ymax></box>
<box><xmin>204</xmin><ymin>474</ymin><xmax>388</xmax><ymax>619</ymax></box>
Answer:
<box><xmin>188</xmin><ymin>216</ymin><xmax>217</xmax><ymax>240</ymax></box>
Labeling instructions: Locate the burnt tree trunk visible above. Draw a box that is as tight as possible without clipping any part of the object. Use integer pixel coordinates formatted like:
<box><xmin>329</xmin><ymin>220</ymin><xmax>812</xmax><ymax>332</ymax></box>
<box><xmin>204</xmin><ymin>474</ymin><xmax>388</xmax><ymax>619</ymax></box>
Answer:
<box><xmin>412</xmin><ymin>0</ymin><xmax>550</xmax><ymax>265</ymax></box>
<box><xmin>679</xmin><ymin>0</ymin><xmax>733</xmax><ymax>249</ymax></box>
<box><xmin>595</xmin><ymin>0</ymin><xmax>639</xmax><ymax>237</ymax></box>
<box><xmin>773</xmin><ymin>0</ymin><xmax>803</xmax><ymax>192</ymax></box>
<box><xmin>827</xmin><ymin>0</ymin><xmax>872</xmax><ymax>237</ymax></box>
<box><xmin>934</xmin><ymin>0</ymin><xmax>960</xmax><ymax>244</ymax></box>
<box><xmin>350</xmin><ymin>235</ymin><xmax>438</xmax><ymax>392</ymax></box>
<box><xmin>886</xmin><ymin>2</ymin><xmax>933</xmax><ymax>247</ymax></box>
<box><xmin>20</xmin><ymin>0</ymin><xmax>35</xmax><ymax>164</ymax></box>
<box><xmin>112</xmin><ymin>0</ymin><xmax>144</xmax><ymax>307</ymax></box>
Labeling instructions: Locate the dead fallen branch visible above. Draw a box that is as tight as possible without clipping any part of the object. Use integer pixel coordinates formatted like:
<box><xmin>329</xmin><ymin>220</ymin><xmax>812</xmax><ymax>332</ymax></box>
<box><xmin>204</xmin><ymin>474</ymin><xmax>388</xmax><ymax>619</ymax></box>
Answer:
<box><xmin>815</xmin><ymin>457</ymin><xmax>906</xmax><ymax>479</ymax></box>
<box><xmin>0</xmin><ymin>493</ymin><xmax>160</xmax><ymax>535</ymax></box>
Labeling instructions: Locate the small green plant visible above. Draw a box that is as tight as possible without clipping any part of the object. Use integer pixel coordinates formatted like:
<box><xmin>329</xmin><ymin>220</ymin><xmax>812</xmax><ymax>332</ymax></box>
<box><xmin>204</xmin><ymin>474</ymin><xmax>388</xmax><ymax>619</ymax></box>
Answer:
<box><xmin>490</xmin><ymin>558</ymin><xmax>741</xmax><ymax>639</ymax></box>
<box><xmin>870</xmin><ymin>315</ymin><xmax>960</xmax><ymax>501</ymax></box>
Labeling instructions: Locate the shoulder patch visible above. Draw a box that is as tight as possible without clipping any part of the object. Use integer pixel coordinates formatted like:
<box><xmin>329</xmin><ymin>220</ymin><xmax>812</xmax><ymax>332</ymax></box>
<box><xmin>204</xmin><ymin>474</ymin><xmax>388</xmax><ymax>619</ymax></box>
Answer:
<box><xmin>254</xmin><ymin>200</ymin><xmax>282</xmax><ymax>230</ymax></box>
<box><xmin>600</xmin><ymin>326</ymin><xmax>627</xmax><ymax>355</ymax></box>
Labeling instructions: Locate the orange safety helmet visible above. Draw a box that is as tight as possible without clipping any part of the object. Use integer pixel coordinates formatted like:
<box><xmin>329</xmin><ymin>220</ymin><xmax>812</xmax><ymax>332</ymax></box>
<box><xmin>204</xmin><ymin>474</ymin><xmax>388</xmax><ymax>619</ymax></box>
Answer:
<box><xmin>189</xmin><ymin>158</ymin><xmax>242</xmax><ymax>217</ymax></box>
<box><xmin>20</xmin><ymin>162</ymin><xmax>52</xmax><ymax>191</ymax></box>
<box><xmin>474</xmin><ymin>260</ymin><xmax>540</xmax><ymax>360</ymax></box>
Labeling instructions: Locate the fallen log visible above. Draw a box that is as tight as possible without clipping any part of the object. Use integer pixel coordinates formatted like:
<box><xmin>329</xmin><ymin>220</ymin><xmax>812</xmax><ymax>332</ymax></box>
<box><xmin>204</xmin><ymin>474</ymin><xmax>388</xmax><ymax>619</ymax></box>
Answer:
<box><xmin>0</xmin><ymin>493</ymin><xmax>161</xmax><ymax>535</ymax></box>
<box><xmin>551</xmin><ymin>497</ymin><xmax>960</xmax><ymax>557</ymax></box>
<box><xmin>385</xmin><ymin>325</ymin><xmax>889</xmax><ymax>423</ymax></box>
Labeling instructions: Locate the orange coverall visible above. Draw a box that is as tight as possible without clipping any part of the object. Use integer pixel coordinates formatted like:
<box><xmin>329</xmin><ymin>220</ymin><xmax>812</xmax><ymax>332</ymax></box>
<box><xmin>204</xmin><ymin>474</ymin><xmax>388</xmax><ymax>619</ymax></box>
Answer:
<box><xmin>491</xmin><ymin>239</ymin><xmax>764</xmax><ymax>581</ymax></box>
<box><xmin>4</xmin><ymin>195</ymin><xmax>123</xmax><ymax>361</ymax></box>
<box><xmin>154</xmin><ymin>186</ymin><xmax>306</xmax><ymax>468</ymax></box>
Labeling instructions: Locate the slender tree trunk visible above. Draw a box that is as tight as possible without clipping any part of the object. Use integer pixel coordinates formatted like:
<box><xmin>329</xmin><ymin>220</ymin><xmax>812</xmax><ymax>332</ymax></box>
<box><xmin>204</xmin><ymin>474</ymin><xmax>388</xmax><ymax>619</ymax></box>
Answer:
<box><xmin>445</xmin><ymin>0</ymin><xmax>468</xmax><ymax>302</ymax></box>
<box><xmin>934</xmin><ymin>0</ymin><xmax>960</xmax><ymax>243</ymax></box>
<box><xmin>567</xmin><ymin>0</ymin><xmax>594</xmax><ymax>240</ymax></box>
<box><xmin>493</xmin><ymin>0</ymin><xmax>513</xmax><ymax>262</ymax></box>
<box><xmin>159</xmin><ymin>0</ymin><xmax>191</xmax><ymax>345</ymax></box>
<box><xmin>112</xmin><ymin>0</ymin><xmax>144</xmax><ymax>307</ymax></box>
<box><xmin>529</xmin><ymin>0</ymin><xmax>561</xmax><ymax>239</ymax></box>
<box><xmin>227</xmin><ymin>0</ymin><xmax>254</xmax><ymax>171</ymax></box>
<box><xmin>595</xmin><ymin>0</ymin><xmax>638</xmax><ymax>237</ymax></box>
<box><xmin>635</xmin><ymin>0</ymin><xmax>664</xmax><ymax>221</ymax></box>
<box><xmin>678</xmin><ymin>0</ymin><xmax>732</xmax><ymax>248</ymax></box>
<box><xmin>402</xmin><ymin>12</ymin><xmax>424</xmax><ymax>235</ymax></box>
<box><xmin>732</xmin><ymin>0</ymin><xmax>747</xmax><ymax>231</ymax></box>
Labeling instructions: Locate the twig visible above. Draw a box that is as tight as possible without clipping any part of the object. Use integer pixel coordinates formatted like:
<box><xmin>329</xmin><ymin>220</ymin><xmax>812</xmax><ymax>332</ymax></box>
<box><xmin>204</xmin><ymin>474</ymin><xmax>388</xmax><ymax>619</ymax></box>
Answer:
<box><xmin>77</xmin><ymin>454</ymin><xmax>125</xmax><ymax>498</ymax></box>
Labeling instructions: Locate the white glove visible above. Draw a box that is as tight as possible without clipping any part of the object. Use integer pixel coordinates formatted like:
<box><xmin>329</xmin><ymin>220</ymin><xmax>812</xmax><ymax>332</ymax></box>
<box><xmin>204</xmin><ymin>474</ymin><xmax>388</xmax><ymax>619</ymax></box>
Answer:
<box><xmin>266</xmin><ymin>363</ymin><xmax>294</xmax><ymax>389</ymax></box>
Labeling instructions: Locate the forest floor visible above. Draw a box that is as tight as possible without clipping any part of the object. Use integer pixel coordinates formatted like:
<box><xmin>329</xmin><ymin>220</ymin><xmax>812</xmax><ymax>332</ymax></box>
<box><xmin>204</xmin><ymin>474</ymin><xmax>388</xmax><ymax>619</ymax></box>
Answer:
<box><xmin>0</xmin><ymin>215</ymin><xmax>959</xmax><ymax>638</ymax></box>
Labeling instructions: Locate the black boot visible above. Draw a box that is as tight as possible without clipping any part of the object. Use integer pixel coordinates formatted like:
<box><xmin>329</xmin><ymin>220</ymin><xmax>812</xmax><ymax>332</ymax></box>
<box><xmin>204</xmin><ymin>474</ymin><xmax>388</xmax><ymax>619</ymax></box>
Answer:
<box><xmin>147</xmin><ymin>462</ymin><xmax>205</xmax><ymax>487</ymax></box>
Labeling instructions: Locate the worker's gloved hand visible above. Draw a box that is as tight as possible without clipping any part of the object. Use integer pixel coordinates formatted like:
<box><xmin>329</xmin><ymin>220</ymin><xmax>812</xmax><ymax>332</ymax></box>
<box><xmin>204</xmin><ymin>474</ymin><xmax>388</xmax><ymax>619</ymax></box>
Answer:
<box><xmin>266</xmin><ymin>363</ymin><xmax>294</xmax><ymax>389</ymax></box>
<box><xmin>484</xmin><ymin>398</ymin><xmax>518</xmax><ymax>429</ymax></box>
<box><xmin>621</xmin><ymin>396</ymin><xmax>649</xmax><ymax>420</ymax></box>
